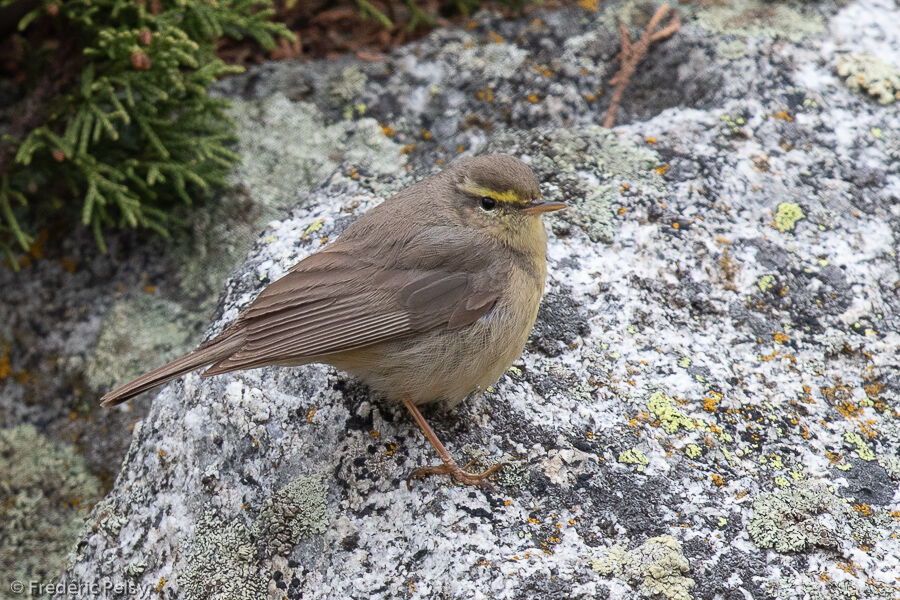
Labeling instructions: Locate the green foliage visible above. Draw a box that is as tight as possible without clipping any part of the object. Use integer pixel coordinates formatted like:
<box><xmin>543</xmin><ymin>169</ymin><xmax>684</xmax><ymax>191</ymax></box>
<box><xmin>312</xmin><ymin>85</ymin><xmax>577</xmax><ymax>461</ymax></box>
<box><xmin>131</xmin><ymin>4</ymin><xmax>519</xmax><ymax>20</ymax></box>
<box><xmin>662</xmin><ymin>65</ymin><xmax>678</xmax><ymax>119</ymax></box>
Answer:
<box><xmin>0</xmin><ymin>0</ymin><xmax>293</xmax><ymax>266</ymax></box>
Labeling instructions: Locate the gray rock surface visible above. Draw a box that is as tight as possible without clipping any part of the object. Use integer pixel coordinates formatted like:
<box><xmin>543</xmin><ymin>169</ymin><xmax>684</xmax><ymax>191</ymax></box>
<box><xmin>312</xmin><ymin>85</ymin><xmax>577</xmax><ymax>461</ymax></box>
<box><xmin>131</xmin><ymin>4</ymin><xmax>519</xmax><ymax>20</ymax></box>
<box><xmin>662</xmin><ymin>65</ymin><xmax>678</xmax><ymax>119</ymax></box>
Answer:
<box><xmin>1</xmin><ymin>0</ymin><xmax>899</xmax><ymax>598</ymax></box>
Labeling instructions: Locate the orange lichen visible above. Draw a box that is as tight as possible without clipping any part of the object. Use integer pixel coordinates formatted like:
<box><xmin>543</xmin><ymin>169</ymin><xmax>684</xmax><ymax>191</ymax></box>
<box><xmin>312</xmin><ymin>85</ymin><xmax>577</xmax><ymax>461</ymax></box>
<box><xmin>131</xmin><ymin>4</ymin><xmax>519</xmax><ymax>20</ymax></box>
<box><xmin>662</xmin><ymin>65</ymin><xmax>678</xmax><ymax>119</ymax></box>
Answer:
<box><xmin>703</xmin><ymin>393</ymin><xmax>721</xmax><ymax>412</ymax></box>
<box><xmin>476</xmin><ymin>87</ymin><xmax>494</xmax><ymax>102</ymax></box>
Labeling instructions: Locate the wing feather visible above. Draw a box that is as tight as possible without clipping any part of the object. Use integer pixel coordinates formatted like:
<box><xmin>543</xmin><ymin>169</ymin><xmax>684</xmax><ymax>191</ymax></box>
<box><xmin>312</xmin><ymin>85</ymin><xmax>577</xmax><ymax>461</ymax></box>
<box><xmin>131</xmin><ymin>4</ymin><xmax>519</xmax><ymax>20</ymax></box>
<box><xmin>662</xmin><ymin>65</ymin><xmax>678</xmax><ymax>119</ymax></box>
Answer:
<box><xmin>201</xmin><ymin>229</ymin><xmax>506</xmax><ymax>377</ymax></box>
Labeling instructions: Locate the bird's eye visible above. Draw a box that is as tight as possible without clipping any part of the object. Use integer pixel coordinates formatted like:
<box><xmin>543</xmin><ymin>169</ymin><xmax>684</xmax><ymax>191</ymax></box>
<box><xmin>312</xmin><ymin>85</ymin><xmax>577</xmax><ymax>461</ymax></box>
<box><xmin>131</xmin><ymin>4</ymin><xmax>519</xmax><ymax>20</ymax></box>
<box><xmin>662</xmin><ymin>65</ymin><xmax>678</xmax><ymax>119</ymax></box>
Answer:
<box><xmin>480</xmin><ymin>196</ymin><xmax>496</xmax><ymax>211</ymax></box>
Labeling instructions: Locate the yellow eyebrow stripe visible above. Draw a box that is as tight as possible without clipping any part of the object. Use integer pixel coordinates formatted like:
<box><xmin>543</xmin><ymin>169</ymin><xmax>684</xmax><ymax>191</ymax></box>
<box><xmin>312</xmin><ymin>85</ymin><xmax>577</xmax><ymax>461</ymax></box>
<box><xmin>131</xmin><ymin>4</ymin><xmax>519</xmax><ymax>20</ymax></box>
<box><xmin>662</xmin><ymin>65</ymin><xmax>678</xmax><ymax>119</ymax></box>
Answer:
<box><xmin>459</xmin><ymin>181</ymin><xmax>523</xmax><ymax>204</ymax></box>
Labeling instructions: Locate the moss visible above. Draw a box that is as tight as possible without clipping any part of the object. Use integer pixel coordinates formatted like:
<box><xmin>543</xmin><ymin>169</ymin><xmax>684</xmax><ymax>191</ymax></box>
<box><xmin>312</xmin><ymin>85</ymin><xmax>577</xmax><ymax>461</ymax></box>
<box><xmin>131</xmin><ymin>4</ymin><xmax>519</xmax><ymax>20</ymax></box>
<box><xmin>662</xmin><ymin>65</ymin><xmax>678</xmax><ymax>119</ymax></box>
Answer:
<box><xmin>775</xmin><ymin>202</ymin><xmax>804</xmax><ymax>233</ymax></box>
<box><xmin>843</xmin><ymin>431</ymin><xmax>875</xmax><ymax>461</ymax></box>
<box><xmin>618</xmin><ymin>448</ymin><xmax>649</xmax><ymax>472</ymax></box>
<box><xmin>253</xmin><ymin>475</ymin><xmax>328</xmax><ymax>556</ymax></box>
<box><xmin>747</xmin><ymin>480</ymin><xmax>877</xmax><ymax>553</ymax></box>
<box><xmin>836</xmin><ymin>54</ymin><xmax>900</xmax><ymax>105</ymax></box>
<box><xmin>0</xmin><ymin>425</ymin><xmax>102</xmax><ymax>596</ymax></box>
<box><xmin>86</xmin><ymin>294</ymin><xmax>205</xmax><ymax>390</ymax></box>
<box><xmin>694</xmin><ymin>0</ymin><xmax>824</xmax><ymax>42</ymax></box>
<box><xmin>648</xmin><ymin>392</ymin><xmax>696</xmax><ymax>434</ymax></box>
<box><xmin>593</xmin><ymin>535</ymin><xmax>695</xmax><ymax>600</ymax></box>
<box><xmin>182</xmin><ymin>510</ymin><xmax>268</xmax><ymax>600</ymax></box>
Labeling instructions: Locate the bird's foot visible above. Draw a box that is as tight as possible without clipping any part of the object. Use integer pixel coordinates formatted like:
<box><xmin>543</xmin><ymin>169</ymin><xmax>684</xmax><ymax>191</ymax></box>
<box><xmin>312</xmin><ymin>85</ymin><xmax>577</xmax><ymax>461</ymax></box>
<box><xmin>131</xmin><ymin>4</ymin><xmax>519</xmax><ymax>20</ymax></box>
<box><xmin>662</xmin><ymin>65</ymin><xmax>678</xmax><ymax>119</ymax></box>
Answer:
<box><xmin>407</xmin><ymin>457</ymin><xmax>505</xmax><ymax>487</ymax></box>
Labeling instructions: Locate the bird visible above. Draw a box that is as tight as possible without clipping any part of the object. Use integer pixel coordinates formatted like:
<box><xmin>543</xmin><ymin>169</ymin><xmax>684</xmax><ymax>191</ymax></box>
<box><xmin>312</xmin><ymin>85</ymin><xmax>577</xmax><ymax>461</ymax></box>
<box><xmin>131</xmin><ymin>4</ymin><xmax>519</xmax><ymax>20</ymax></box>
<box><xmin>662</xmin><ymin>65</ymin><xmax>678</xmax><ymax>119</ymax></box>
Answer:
<box><xmin>101</xmin><ymin>154</ymin><xmax>565</xmax><ymax>486</ymax></box>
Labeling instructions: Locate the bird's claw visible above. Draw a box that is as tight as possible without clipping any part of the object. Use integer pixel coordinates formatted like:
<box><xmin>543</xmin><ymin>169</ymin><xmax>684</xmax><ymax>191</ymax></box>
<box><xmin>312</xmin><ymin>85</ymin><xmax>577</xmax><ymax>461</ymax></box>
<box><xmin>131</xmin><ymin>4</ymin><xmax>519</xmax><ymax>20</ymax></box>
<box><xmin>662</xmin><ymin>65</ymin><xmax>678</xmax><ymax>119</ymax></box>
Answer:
<box><xmin>407</xmin><ymin>457</ymin><xmax>505</xmax><ymax>488</ymax></box>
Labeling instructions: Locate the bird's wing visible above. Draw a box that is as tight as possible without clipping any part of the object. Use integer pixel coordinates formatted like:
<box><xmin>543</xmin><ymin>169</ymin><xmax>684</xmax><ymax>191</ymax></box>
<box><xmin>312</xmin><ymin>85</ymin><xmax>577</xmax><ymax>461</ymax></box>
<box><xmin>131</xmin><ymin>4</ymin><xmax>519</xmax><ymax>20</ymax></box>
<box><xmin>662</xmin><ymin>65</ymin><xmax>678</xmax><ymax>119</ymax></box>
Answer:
<box><xmin>202</xmin><ymin>235</ymin><xmax>503</xmax><ymax>376</ymax></box>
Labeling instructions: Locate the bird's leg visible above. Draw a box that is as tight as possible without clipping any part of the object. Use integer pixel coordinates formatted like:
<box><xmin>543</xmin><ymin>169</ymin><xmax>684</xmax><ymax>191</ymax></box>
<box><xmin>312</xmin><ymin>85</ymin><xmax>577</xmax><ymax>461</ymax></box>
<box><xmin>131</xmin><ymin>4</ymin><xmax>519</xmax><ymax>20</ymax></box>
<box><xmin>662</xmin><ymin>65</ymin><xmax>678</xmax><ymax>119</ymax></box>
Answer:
<box><xmin>402</xmin><ymin>396</ymin><xmax>504</xmax><ymax>487</ymax></box>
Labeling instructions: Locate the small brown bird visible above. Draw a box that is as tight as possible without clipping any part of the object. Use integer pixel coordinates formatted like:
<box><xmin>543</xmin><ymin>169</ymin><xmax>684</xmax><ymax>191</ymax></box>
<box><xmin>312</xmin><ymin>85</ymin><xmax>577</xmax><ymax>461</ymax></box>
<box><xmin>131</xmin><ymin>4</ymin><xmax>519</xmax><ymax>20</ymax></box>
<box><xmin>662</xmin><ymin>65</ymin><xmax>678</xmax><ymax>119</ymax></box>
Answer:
<box><xmin>101</xmin><ymin>154</ymin><xmax>565</xmax><ymax>485</ymax></box>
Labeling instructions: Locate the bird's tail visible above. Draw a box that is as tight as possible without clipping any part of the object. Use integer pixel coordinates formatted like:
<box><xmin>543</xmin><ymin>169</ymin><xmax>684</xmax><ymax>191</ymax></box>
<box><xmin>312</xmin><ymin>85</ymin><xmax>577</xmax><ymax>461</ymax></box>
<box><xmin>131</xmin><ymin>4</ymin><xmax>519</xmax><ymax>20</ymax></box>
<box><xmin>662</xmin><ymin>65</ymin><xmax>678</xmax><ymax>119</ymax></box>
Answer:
<box><xmin>99</xmin><ymin>332</ymin><xmax>244</xmax><ymax>407</ymax></box>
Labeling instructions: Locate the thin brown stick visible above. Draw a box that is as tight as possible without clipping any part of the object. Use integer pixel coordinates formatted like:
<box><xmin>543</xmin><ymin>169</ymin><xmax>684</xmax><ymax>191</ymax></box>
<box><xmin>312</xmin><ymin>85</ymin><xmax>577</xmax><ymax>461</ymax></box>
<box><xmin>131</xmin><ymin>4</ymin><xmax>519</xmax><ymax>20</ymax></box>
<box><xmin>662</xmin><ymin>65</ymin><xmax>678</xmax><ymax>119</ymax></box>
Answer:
<box><xmin>603</xmin><ymin>4</ymin><xmax>681</xmax><ymax>128</ymax></box>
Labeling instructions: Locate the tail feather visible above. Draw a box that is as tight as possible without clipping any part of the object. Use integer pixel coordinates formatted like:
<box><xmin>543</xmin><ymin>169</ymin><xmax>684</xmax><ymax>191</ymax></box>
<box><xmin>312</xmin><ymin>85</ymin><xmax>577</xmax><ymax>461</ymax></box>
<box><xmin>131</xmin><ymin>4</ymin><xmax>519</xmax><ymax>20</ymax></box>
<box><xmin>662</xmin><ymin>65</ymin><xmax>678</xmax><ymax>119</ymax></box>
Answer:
<box><xmin>99</xmin><ymin>333</ymin><xmax>244</xmax><ymax>407</ymax></box>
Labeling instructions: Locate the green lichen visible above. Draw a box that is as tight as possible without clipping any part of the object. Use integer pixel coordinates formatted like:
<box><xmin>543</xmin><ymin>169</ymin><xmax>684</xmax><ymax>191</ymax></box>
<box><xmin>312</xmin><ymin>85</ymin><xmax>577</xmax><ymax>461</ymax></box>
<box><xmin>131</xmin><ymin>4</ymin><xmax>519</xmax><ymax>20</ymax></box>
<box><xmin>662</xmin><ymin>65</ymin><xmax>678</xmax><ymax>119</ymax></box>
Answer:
<box><xmin>86</xmin><ymin>294</ymin><xmax>205</xmax><ymax>390</ymax></box>
<box><xmin>836</xmin><ymin>54</ymin><xmax>900</xmax><ymax>105</ymax></box>
<box><xmin>0</xmin><ymin>425</ymin><xmax>102</xmax><ymax>596</ymax></box>
<box><xmin>648</xmin><ymin>392</ymin><xmax>696</xmax><ymax>434</ymax></box>
<box><xmin>877</xmin><ymin>455</ymin><xmax>900</xmax><ymax>480</ymax></box>
<box><xmin>492</xmin><ymin>457</ymin><xmax>530</xmax><ymax>488</ymax></box>
<box><xmin>593</xmin><ymin>535</ymin><xmax>695</xmax><ymax>600</ymax></box>
<box><xmin>766</xmin><ymin>578</ymin><xmax>875</xmax><ymax>600</ymax></box>
<box><xmin>747</xmin><ymin>480</ymin><xmax>877</xmax><ymax>553</ymax></box>
<box><xmin>719</xmin><ymin>113</ymin><xmax>747</xmax><ymax>136</ymax></box>
<box><xmin>843</xmin><ymin>432</ymin><xmax>875</xmax><ymax>461</ymax></box>
<box><xmin>462</xmin><ymin>446</ymin><xmax>525</xmax><ymax>488</ymax></box>
<box><xmin>457</xmin><ymin>39</ymin><xmax>528</xmax><ymax>80</ymax></box>
<box><xmin>618</xmin><ymin>448</ymin><xmax>649</xmax><ymax>471</ymax></box>
<box><xmin>677</xmin><ymin>357</ymin><xmax>691</xmax><ymax>368</ymax></box>
<box><xmin>716</xmin><ymin>40</ymin><xmax>748</xmax><ymax>60</ymax></box>
<box><xmin>684</xmin><ymin>444</ymin><xmax>702</xmax><ymax>459</ymax></box>
<box><xmin>123</xmin><ymin>560</ymin><xmax>147</xmax><ymax>578</ymax></box>
<box><xmin>775</xmin><ymin>202</ymin><xmax>804</xmax><ymax>233</ymax></box>
<box><xmin>253</xmin><ymin>475</ymin><xmax>328</xmax><ymax>556</ymax></box>
<box><xmin>182</xmin><ymin>510</ymin><xmax>268</xmax><ymax>600</ymax></box>
<box><xmin>695</xmin><ymin>0</ymin><xmax>824</xmax><ymax>42</ymax></box>
<box><xmin>328</xmin><ymin>65</ymin><xmax>368</xmax><ymax>108</ymax></box>
<box><xmin>767</xmin><ymin>454</ymin><xmax>784</xmax><ymax>469</ymax></box>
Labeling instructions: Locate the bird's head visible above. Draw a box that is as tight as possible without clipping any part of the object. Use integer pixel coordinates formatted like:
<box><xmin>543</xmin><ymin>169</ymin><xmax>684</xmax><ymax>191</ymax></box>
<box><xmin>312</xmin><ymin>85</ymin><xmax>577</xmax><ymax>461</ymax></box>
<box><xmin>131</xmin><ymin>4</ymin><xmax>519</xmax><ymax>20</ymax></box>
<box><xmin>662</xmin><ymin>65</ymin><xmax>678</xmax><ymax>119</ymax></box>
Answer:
<box><xmin>449</xmin><ymin>154</ymin><xmax>566</xmax><ymax>252</ymax></box>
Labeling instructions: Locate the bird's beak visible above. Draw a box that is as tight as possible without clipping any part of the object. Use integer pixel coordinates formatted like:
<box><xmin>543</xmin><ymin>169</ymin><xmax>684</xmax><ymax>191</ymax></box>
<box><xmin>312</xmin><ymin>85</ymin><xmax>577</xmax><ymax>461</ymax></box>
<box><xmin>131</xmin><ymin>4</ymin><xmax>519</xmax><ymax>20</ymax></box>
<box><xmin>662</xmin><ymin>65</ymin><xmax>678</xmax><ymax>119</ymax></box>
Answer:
<box><xmin>522</xmin><ymin>200</ymin><xmax>567</xmax><ymax>215</ymax></box>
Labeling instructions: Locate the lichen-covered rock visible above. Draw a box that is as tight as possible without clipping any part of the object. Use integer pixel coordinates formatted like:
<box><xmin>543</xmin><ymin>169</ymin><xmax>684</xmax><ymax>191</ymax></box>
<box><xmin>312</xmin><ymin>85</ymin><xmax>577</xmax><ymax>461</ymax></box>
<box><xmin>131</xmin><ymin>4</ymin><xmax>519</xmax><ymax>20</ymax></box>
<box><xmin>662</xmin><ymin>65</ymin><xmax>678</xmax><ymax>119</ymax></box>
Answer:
<box><xmin>836</xmin><ymin>53</ymin><xmax>900</xmax><ymax>105</ymax></box>
<box><xmin>253</xmin><ymin>475</ymin><xmax>328</xmax><ymax>556</ymax></box>
<box><xmin>0</xmin><ymin>425</ymin><xmax>102</xmax><ymax>597</ymax></box>
<box><xmin>0</xmin><ymin>0</ymin><xmax>894</xmax><ymax>598</ymax></box>
<box><xmin>593</xmin><ymin>535</ymin><xmax>695</xmax><ymax>600</ymax></box>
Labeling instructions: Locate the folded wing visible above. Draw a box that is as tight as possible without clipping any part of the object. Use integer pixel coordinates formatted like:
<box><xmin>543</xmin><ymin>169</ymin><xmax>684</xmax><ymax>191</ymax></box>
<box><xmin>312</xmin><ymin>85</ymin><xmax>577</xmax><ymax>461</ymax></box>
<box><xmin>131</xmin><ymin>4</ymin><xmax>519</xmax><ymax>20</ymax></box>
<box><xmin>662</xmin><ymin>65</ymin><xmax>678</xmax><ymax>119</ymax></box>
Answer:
<box><xmin>202</xmin><ymin>238</ymin><xmax>503</xmax><ymax>376</ymax></box>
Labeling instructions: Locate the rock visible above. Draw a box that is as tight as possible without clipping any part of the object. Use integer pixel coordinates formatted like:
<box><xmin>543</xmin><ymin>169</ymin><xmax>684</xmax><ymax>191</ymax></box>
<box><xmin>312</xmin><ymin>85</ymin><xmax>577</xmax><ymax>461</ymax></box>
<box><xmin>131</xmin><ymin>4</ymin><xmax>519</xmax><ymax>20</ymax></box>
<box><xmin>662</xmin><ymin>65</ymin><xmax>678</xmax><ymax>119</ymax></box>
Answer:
<box><xmin>0</xmin><ymin>0</ymin><xmax>896</xmax><ymax>598</ymax></box>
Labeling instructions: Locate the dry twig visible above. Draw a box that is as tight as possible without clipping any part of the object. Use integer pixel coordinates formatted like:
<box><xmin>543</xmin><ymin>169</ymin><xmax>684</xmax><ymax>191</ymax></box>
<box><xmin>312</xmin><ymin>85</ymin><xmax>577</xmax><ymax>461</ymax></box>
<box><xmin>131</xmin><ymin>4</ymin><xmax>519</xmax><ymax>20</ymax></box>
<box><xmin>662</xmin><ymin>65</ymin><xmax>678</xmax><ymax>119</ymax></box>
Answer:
<box><xmin>603</xmin><ymin>3</ymin><xmax>681</xmax><ymax>128</ymax></box>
